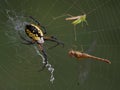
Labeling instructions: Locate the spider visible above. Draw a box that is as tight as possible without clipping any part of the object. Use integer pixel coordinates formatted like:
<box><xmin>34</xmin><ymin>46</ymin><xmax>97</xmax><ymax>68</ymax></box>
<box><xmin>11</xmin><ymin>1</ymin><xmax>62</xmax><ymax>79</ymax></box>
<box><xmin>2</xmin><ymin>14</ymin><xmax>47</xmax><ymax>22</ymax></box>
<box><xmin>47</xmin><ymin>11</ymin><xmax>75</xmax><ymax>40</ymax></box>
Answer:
<box><xmin>19</xmin><ymin>16</ymin><xmax>64</xmax><ymax>71</ymax></box>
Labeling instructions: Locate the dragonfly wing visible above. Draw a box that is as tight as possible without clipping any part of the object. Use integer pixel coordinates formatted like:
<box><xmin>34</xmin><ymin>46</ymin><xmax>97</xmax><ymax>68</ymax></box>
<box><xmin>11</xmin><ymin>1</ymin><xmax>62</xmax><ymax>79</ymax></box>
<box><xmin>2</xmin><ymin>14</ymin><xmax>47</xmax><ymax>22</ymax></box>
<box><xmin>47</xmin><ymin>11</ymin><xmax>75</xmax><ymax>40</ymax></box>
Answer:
<box><xmin>77</xmin><ymin>40</ymin><xmax>97</xmax><ymax>84</ymax></box>
<box><xmin>85</xmin><ymin>39</ymin><xmax>97</xmax><ymax>54</ymax></box>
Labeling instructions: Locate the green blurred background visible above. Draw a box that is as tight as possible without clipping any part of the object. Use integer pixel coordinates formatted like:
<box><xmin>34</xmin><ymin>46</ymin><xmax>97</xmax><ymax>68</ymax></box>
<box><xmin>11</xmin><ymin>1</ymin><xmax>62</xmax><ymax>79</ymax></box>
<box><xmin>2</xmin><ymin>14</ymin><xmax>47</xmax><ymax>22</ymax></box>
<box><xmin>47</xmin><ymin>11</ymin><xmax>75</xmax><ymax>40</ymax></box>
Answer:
<box><xmin>0</xmin><ymin>0</ymin><xmax>120</xmax><ymax>90</ymax></box>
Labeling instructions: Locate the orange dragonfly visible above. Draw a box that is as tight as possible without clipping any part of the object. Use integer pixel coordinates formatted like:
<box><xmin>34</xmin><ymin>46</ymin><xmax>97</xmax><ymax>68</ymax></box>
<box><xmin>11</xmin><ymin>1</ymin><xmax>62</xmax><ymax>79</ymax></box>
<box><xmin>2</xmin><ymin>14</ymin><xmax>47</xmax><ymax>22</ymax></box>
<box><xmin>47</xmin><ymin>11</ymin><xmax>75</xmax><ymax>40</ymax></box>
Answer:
<box><xmin>68</xmin><ymin>49</ymin><xmax>111</xmax><ymax>64</ymax></box>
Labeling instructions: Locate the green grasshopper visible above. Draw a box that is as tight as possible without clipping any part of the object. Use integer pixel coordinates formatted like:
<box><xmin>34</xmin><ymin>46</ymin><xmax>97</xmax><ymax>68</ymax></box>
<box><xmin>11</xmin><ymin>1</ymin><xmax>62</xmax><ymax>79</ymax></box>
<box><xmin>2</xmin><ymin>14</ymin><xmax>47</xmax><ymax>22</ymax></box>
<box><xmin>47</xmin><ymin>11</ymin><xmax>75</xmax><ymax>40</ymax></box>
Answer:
<box><xmin>65</xmin><ymin>14</ymin><xmax>88</xmax><ymax>41</ymax></box>
<box><xmin>65</xmin><ymin>14</ymin><xmax>88</xmax><ymax>26</ymax></box>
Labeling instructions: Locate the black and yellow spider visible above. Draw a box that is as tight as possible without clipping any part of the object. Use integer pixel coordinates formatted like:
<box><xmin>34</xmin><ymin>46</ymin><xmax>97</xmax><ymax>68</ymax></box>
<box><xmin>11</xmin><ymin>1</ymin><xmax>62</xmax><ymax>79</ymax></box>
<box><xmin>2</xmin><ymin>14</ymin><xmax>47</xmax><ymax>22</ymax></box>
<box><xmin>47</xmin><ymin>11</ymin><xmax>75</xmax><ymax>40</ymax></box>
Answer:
<box><xmin>19</xmin><ymin>16</ymin><xmax>64</xmax><ymax>71</ymax></box>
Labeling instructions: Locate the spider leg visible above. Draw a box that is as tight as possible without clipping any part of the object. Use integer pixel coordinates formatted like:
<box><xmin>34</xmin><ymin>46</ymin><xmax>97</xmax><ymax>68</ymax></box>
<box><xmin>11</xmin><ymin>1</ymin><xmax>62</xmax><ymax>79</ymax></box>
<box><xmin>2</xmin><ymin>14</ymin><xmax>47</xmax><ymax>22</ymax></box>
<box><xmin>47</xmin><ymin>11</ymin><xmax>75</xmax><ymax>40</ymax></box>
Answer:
<box><xmin>44</xmin><ymin>36</ymin><xmax>64</xmax><ymax>49</ymax></box>
<box><xmin>29</xmin><ymin>16</ymin><xmax>41</xmax><ymax>26</ymax></box>
<box><xmin>18</xmin><ymin>31</ymin><xmax>35</xmax><ymax>45</ymax></box>
<box><xmin>37</xmin><ymin>44</ymin><xmax>48</xmax><ymax>71</ymax></box>
<box><xmin>40</xmin><ymin>26</ymin><xmax>47</xmax><ymax>34</ymax></box>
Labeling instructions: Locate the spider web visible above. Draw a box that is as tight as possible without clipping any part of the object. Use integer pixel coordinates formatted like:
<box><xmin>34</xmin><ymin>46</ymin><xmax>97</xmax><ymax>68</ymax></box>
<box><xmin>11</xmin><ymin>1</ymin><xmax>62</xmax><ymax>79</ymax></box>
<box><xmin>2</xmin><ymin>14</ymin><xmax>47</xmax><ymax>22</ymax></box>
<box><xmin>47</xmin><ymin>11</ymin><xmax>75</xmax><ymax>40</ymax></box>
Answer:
<box><xmin>0</xmin><ymin>0</ymin><xmax>120</xmax><ymax>90</ymax></box>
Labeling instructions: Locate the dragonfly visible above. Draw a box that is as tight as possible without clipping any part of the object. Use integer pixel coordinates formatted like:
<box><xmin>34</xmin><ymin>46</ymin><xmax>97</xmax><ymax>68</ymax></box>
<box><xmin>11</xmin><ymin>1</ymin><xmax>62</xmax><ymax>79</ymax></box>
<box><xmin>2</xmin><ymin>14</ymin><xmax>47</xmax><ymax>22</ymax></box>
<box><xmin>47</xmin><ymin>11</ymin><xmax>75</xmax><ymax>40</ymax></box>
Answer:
<box><xmin>68</xmin><ymin>40</ymin><xmax>111</xmax><ymax>85</ymax></box>
<box><xmin>68</xmin><ymin>49</ymin><xmax>111</xmax><ymax>64</ymax></box>
<box><xmin>68</xmin><ymin>40</ymin><xmax>111</xmax><ymax>64</ymax></box>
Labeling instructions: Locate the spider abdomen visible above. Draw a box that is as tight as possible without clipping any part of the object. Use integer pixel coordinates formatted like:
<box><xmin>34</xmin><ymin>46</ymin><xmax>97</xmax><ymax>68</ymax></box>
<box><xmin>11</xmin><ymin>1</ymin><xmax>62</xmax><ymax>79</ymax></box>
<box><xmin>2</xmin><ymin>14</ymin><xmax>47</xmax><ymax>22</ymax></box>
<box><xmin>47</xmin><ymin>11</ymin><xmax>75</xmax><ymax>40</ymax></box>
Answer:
<box><xmin>25</xmin><ymin>24</ymin><xmax>43</xmax><ymax>41</ymax></box>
